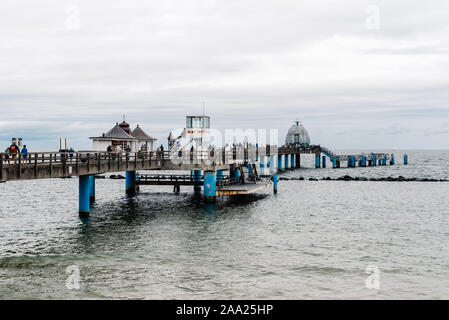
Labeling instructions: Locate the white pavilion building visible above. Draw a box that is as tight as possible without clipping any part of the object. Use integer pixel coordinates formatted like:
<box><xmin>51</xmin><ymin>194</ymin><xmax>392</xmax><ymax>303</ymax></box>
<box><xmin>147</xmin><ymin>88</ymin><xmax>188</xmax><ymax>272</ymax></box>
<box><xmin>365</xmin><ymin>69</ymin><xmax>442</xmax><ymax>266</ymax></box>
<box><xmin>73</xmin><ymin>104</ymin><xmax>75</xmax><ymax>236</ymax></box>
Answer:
<box><xmin>90</xmin><ymin>120</ymin><xmax>156</xmax><ymax>152</ymax></box>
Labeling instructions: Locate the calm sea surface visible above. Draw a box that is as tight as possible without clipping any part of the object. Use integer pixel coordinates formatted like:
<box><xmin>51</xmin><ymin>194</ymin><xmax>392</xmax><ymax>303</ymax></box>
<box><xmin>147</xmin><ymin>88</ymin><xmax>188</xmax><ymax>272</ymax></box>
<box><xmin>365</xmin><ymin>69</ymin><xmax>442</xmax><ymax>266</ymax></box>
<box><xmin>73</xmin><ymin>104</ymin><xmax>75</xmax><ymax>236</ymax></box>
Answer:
<box><xmin>1</xmin><ymin>150</ymin><xmax>448</xmax><ymax>299</ymax></box>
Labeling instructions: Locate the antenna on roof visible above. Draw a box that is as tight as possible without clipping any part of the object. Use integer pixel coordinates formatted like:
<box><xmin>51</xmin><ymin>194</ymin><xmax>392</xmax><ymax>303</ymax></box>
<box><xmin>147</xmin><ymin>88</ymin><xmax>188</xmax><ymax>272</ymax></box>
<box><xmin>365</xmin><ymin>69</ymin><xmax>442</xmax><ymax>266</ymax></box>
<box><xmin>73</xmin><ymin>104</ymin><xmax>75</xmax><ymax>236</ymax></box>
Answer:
<box><xmin>123</xmin><ymin>115</ymin><xmax>126</xmax><ymax>122</ymax></box>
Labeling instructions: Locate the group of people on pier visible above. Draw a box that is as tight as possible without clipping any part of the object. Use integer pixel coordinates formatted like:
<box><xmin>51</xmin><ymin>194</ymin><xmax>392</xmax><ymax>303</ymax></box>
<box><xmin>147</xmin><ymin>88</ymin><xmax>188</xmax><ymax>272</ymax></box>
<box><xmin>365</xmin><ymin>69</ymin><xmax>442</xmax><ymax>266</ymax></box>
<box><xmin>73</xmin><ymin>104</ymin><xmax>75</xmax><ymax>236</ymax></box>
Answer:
<box><xmin>3</xmin><ymin>143</ymin><xmax>28</xmax><ymax>164</ymax></box>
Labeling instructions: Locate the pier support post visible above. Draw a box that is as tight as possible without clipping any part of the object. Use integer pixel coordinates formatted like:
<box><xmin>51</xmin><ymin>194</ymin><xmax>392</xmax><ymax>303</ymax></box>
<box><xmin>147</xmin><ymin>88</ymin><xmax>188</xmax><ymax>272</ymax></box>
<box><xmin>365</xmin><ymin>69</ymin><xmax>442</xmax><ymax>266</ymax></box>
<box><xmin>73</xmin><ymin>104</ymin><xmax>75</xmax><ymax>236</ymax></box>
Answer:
<box><xmin>390</xmin><ymin>154</ymin><xmax>395</xmax><ymax>165</ymax></box>
<box><xmin>284</xmin><ymin>154</ymin><xmax>289</xmax><ymax>169</ymax></box>
<box><xmin>278</xmin><ymin>155</ymin><xmax>284</xmax><ymax>170</ymax></box>
<box><xmin>193</xmin><ymin>170</ymin><xmax>202</xmax><ymax>192</ymax></box>
<box><xmin>295</xmin><ymin>153</ymin><xmax>301</xmax><ymax>168</ymax></box>
<box><xmin>79</xmin><ymin>175</ymin><xmax>90</xmax><ymax>217</ymax></box>
<box><xmin>273</xmin><ymin>174</ymin><xmax>278</xmax><ymax>194</ymax></box>
<box><xmin>259</xmin><ymin>156</ymin><xmax>266</xmax><ymax>175</ymax></box>
<box><xmin>315</xmin><ymin>154</ymin><xmax>321</xmax><ymax>168</ymax></box>
<box><xmin>291</xmin><ymin>154</ymin><xmax>295</xmax><ymax>168</ymax></box>
<box><xmin>204</xmin><ymin>171</ymin><xmax>216</xmax><ymax>203</ymax></box>
<box><xmin>332</xmin><ymin>158</ymin><xmax>337</xmax><ymax>168</ymax></box>
<box><xmin>404</xmin><ymin>154</ymin><xmax>408</xmax><ymax>165</ymax></box>
<box><xmin>216</xmin><ymin>170</ymin><xmax>224</xmax><ymax>182</ymax></box>
<box><xmin>89</xmin><ymin>175</ymin><xmax>95</xmax><ymax>203</ymax></box>
<box><xmin>322</xmin><ymin>156</ymin><xmax>326</xmax><ymax>168</ymax></box>
<box><xmin>125</xmin><ymin>170</ymin><xmax>137</xmax><ymax>196</ymax></box>
<box><xmin>372</xmin><ymin>156</ymin><xmax>377</xmax><ymax>167</ymax></box>
<box><xmin>362</xmin><ymin>156</ymin><xmax>367</xmax><ymax>167</ymax></box>
<box><xmin>234</xmin><ymin>168</ymin><xmax>241</xmax><ymax>184</ymax></box>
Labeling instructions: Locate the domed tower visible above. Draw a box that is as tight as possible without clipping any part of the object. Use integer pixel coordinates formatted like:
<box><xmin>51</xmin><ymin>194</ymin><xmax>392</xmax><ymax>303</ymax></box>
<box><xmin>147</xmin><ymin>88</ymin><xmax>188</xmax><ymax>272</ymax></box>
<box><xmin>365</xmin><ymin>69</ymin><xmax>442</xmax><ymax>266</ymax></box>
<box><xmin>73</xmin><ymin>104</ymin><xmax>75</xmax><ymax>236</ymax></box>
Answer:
<box><xmin>119</xmin><ymin>116</ymin><xmax>131</xmax><ymax>135</ymax></box>
<box><xmin>285</xmin><ymin>119</ymin><xmax>310</xmax><ymax>146</ymax></box>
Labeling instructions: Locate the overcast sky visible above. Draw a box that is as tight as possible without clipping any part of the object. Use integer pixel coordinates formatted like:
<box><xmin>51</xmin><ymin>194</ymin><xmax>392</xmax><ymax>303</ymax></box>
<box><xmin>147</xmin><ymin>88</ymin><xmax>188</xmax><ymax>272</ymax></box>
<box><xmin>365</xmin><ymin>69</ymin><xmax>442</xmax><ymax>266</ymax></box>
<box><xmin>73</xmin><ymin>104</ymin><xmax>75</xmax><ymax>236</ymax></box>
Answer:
<box><xmin>1</xmin><ymin>0</ymin><xmax>448</xmax><ymax>150</ymax></box>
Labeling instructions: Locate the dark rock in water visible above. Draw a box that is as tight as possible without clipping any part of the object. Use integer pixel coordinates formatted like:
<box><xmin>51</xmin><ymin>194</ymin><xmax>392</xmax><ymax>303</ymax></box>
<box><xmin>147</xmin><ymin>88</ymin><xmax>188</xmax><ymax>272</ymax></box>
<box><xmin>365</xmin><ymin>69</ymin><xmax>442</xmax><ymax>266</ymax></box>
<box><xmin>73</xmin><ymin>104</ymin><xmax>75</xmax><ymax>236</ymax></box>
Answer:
<box><xmin>354</xmin><ymin>177</ymin><xmax>360</xmax><ymax>181</ymax></box>
<box><xmin>386</xmin><ymin>176</ymin><xmax>396</xmax><ymax>181</ymax></box>
<box><xmin>369</xmin><ymin>178</ymin><xmax>377</xmax><ymax>181</ymax></box>
<box><xmin>279</xmin><ymin>177</ymin><xmax>289</xmax><ymax>181</ymax></box>
<box><xmin>299</xmin><ymin>177</ymin><xmax>304</xmax><ymax>180</ymax></box>
<box><xmin>309</xmin><ymin>178</ymin><xmax>318</xmax><ymax>181</ymax></box>
<box><xmin>117</xmin><ymin>175</ymin><xmax>125</xmax><ymax>179</ymax></box>
<box><xmin>342</xmin><ymin>175</ymin><xmax>354</xmax><ymax>181</ymax></box>
<box><xmin>95</xmin><ymin>175</ymin><xmax>106</xmax><ymax>179</ymax></box>
<box><xmin>359</xmin><ymin>177</ymin><xmax>368</xmax><ymax>181</ymax></box>
<box><xmin>110</xmin><ymin>175</ymin><xmax>117</xmax><ymax>179</ymax></box>
<box><xmin>398</xmin><ymin>176</ymin><xmax>406</xmax><ymax>181</ymax></box>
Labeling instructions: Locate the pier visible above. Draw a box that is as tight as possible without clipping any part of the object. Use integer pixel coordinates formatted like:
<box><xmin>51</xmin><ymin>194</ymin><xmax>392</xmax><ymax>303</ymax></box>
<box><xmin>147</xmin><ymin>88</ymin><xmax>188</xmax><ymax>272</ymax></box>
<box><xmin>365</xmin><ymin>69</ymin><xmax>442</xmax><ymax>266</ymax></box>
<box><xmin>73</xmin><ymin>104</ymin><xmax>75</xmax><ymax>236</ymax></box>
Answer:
<box><xmin>0</xmin><ymin>144</ymin><xmax>396</xmax><ymax>216</ymax></box>
<box><xmin>0</xmin><ymin>115</ymin><xmax>400</xmax><ymax>217</ymax></box>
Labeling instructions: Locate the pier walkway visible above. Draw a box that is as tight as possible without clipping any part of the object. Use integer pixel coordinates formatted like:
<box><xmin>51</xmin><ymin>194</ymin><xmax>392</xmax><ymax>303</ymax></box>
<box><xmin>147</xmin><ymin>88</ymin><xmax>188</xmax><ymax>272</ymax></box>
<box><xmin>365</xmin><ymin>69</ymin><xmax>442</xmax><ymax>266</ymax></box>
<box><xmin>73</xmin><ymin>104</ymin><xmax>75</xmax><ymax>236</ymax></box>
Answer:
<box><xmin>0</xmin><ymin>145</ymin><xmax>398</xmax><ymax>216</ymax></box>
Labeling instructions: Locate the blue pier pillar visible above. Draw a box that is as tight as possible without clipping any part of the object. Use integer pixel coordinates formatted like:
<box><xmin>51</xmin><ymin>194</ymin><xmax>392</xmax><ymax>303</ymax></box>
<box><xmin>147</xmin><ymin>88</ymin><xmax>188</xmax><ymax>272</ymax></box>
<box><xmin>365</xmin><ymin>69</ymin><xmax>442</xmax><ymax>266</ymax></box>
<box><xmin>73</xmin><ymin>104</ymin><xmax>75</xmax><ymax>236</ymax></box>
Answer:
<box><xmin>291</xmin><ymin>154</ymin><xmax>295</xmax><ymax>168</ymax></box>
<box><xmin>234</xmin><ymin>168</ymin><xmax>241</xmax><ymax>184</ymax></box>
<box><xmin>362</xmin><ymin>156</ymin><xmax>367</xmax><ymax>167</ymax></box>
<box><xmin>322</xmin><ymin>156</ymin><xmax>326</xmax><ymax>168</ymax></box>
<box><xmin>372</xmin><ymin>156</ymin><xmax>377</xmax><ymax>166</ymax></box>
<box><xmin>126</xmin><ymin>171</ymin><xmax>137</xmax><ymax>196</ymax></box>
<box><xmin>259</xmin><ymin>156</ymin><xmax>265</xmax><ymax>175</ymax></box>
<box><xmin>315</xmin><ymin>154</ymin><xmax>321</xmax><ymax>168</ymax></box>
<box><xmin>404</xmin><ymin>154</ymin><xmax>408</xmax><ymax>165</ymax></box>
<box><xmin>332</xmin><ymin>158</ymin><xmax>337</xmax><ymax>168</ymax></box>
<box><xmin>216</xmin><ymin>170</ymin><xmax>224</xmax><ymax>182</ymax></box>
<box><xmin>383</xmin><ymin>156</ymin><xmax>387</xmax><ymax>166</ymax></box>
<box><xmin>273</xmin><ymin>174</ymin><xmax>278</xmax><ymax>194</ymax></box>
<box><xmin>277</xmin><ymin>155</ymin><xmax>283</xmax><ymax>170</ymax></box>
<box><xmin>285</xmin><ymin>154</ymin><xmax>290</xmax><ymax>169</ymax></box>
<box><xmin>193</xmin><ymin>170</ymin><xmax>202</xmax><ymax>192</ymax></box>
<box><xmin>89</xmin><ymin>175</ymin><xmax>95</xmax><ymax>203</ymax></box>
<box><xmin>79</xmin><ymin>175</ymin><xmax>90</xmax><ymax>217</ymax></box>
<box><xmin>204</xmin><ymin>171</ymin><xmax>216</xmax><ymax>203</ymax></box>
<box><xmin>390</xmin><ymin>154</ymin><xmax>395</xmax><ymax>165</ymax></box>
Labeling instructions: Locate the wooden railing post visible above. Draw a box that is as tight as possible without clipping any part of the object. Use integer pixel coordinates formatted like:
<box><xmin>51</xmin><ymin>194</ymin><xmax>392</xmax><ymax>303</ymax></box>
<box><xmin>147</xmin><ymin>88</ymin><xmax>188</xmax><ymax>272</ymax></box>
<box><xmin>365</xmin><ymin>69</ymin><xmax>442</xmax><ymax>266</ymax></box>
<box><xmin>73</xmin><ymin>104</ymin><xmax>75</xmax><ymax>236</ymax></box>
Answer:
<box><xmin>49</xmin><ymin>153</ymin><xmax>53</xmax><ymax>177</ymax></box>
<box><xmin>76</xmin><ymin>152</ymin><xmax>79</xmax><ymax>175</ymax></box>
<box><xmin>34</xmin><ymin>153</ymin><xmax>38</xmax><ymax>178</ymax></box>
<box><xmin>0</xmin><ymin>154</ymin><xmax>3</xmax><ymax>181</ymax></box>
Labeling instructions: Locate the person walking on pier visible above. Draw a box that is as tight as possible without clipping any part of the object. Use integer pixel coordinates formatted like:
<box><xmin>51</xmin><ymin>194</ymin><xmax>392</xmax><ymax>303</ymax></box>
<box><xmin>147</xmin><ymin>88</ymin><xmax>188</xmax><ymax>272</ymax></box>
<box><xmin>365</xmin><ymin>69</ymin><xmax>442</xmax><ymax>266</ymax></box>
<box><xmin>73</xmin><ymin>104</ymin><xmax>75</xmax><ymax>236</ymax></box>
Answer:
<box><xmin>21</xmin><ymin>145</ymin><xmax>28</xmax><ymax>164</ymax></box>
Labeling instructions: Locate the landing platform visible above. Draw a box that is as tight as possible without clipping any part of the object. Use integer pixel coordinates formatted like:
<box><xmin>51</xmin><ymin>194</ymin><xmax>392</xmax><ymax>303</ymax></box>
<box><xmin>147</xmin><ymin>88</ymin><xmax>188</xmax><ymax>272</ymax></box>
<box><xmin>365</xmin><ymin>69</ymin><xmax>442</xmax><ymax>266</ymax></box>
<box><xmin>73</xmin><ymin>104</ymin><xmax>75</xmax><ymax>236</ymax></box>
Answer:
<box><xmin>217</xmin><ymin>180</ymin><xmax>272</xmax><ymax>196</ymax></box>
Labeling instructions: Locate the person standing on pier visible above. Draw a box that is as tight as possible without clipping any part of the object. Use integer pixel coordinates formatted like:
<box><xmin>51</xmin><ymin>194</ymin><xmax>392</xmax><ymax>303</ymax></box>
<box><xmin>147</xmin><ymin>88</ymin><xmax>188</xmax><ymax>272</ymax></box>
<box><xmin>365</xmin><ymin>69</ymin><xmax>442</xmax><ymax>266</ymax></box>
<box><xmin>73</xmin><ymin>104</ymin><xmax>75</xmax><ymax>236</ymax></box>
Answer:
<box><xmin>9</xmin><ymin>142</ymin><xmax>20</xmax><ymax>164</ymax></box>
<box><xmin>4</xmin><ymin>147</ymin><xmax>10</xmax><ymax>164</ymax></box>
<box><xmin>21</xmin><ymin>145</ymin><xmax>28</xmax><ymax>164</ymax></box>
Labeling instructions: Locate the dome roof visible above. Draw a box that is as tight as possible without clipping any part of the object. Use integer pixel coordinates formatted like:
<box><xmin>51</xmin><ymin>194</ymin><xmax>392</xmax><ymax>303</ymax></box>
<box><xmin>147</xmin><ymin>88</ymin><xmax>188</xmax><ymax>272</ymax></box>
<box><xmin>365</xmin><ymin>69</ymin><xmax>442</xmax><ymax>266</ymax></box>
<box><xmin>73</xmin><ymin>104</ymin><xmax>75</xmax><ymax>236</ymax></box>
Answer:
<box><xmin>119</xmin><ymin>120</ymin><xmax>131</xmax><ymax>134</ymax></box>
<box><xmin>285</xmin><ymin>120</ymin><xmax>310</xmax><ymax>146</ymax></box>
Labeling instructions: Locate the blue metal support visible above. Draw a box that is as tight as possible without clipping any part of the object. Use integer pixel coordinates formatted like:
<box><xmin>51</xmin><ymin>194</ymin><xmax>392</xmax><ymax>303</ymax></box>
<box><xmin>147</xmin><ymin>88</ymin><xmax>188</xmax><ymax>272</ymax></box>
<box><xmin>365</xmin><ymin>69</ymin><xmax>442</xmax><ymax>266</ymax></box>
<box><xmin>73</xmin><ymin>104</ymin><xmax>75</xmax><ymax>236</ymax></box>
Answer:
<box><xmin>277</xmin><ymin>155</ymin><xmax>283</xmax><ymax>170</ymax></box>
<box><xmin>126</xmin><ymin>171</ymin><xmax>136</xmax><ymax>196</ymax></box>
<box><xmin>291</xmin><ymin>154</ymin><xmax>295</xmax><ymax>168</ymax></box>
<box><xmin>315</xmin><ymin>154</ymin><xmax>321</xmax><ymax>168</ymax></box>
<box><xmin>372</xmin><ymin>156</ymin><xmax>377</xmax><ymax>166</ymax></box>
<box><xmin>361</xmin><ymin>156</ymin><xmax>367</xmax><ymax>167</ymax></box>
<box><xmin>332</xmin><ymin>157</ymin><xmax>337</xmax><ymax>168</ymax></box>
<box><xmin>285</xmin><ymin>154</ymin><xmax>290</xmax><ymax>169</ymax></box>
<box><xmin>234</xmin><ymin>169</ymin><xmax>241</xmax><ymax>184</ymax></box>
<box><xmin>322</xmin><ymin>156</ymin><xmax>326</xmax><ymax>168</ymax></box>
<box><xmin>216</xmin><ymin>170</ymin><xmax>224</xmax><ymax>182</ymax></box>
<box><xmin>404</xmin><ymin>154</ymin><xmax>408</xmax><ymax>165</ymax></box>
<box><xmin>79</xmin><ymin>175</ymin><xmax>90</xmax><ymax>217</ymax></box>
<box><xmin>383</xmin><ymin>156</ymin><xmax>387</xmax><ymax>166</ymax></box>
<box><xmin>89</xmin><ymin>175</ymin><xmax>95</xmax><ymax>203</ymax></box>
<box><xmin>273</xmin><ymin>174</ymin><xmax>278</xmax><ymax>194</ymax></box>
<box><xmin>193</xmin><ymin>170</ymin><xmax>202</xmax><ymax>192</ymax></box>
<box><xmin>390</xmin><ymin>154</ymin><xmax>395</xmax><ymax>165</ymax></box>
<box><xmin>204</xmin><ymin>171</ymin><xmax>216</xmax><ymax>202</ymax></box>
